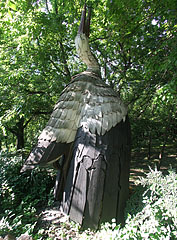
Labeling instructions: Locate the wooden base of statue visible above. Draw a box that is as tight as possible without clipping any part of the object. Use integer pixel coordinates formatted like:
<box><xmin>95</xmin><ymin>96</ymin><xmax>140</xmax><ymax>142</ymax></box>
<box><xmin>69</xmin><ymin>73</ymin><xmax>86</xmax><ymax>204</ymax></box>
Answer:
<box><xmin>54</xmin><ymin>117</ymin><xmax>131</xmax><ymax>229</ymax></box>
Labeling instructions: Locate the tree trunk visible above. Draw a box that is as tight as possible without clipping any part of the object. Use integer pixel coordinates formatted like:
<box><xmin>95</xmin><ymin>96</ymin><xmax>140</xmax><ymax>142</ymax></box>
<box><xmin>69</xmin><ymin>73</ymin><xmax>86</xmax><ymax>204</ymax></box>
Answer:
<box><xmin>16</xmin><ymin>117</ymin><xmax>25</xmax><ymax>149</ymax></box>
<box><xmin>148</xmin><ymin>130</ymin><xmax>152</xmax><ymax>160</ymax></box>
<box><xmin>157</xmin><ymin>112</ymin><xmax>171</xmax><ymax>170</ymax></box>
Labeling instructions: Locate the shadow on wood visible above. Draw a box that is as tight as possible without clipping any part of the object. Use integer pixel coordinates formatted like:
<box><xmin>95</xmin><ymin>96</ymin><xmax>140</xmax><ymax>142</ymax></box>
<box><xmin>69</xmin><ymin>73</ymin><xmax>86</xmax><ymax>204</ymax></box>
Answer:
<box><xmin>56</xmin><ymin>117</ymin><xmax>131</xmax><ymax>229</ymax></box>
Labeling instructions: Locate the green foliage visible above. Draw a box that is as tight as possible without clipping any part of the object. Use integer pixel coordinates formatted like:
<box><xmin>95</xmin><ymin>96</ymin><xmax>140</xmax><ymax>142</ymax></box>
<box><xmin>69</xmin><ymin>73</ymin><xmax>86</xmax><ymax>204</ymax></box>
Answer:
<box><xmin>119</xmin><ymin>168</ymin><xmax>177</xmax><ymax>240</ymax></box>
<box><xmin>0</xmin><ymin>0</ymin><xmax>176</xmax><ymax>152</ymax></box>
<box><xmin>51</xmin><ymin>168</ymin><xmax>176</xmax><ymax>240</ymax></box>
<box><xmin>0</xmin><ymin>1</ymin><xmax>176</xmax><ymax>238</ymax></box>
<box><xmin>0</xmin><ymin>151</ymin><xmax>55</xmax><ymax>237</ymax></box>
<box><xmin>91</xmin><ymin>168</ymin><xmax>177</xmax><ymax>240</ymax></box>
<box><xmin>0</xmin><ymin>150</ymin><xmax>176</xmax><ymax>239</ymax></box>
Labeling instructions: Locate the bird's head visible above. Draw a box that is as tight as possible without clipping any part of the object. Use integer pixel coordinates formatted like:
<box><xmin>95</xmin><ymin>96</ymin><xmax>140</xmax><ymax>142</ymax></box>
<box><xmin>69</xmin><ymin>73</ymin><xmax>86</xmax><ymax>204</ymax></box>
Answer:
<box><xmin>75</xmin><ymin>4</ymin><xmax>100</xmax><ymax>74</ymax></box>
<box><xmin>78</xmin><ymin>4</ymin><xmax>91</xmax><ymax>38</ymax></box>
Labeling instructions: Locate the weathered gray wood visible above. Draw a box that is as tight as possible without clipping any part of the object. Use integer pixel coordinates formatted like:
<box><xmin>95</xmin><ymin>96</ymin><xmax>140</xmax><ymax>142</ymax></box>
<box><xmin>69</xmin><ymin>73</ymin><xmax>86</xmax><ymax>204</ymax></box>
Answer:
<box><xmin>21</xmin><ymin>140</ymin><xmax>72</xmax><ymax>172</ymax></box>
<box><xmin>103</xmin><ymin>118</ymin><xmax>130</xmax><ymax>224</ymax></box>
<box><xmin>60</xmin><ymin>116</ymin><xmax>131</xmax><ymax>229</ymax></box>
<box><xmin>116</xmin><ymin>117</ymin><xmax>131</xmax><ymax>224</ymax></box>
<box><xmin>60</xmin><ymin>158</ymin><xmax>75</xmax><ymax>214</ymax></box>
<box><xmin>82</xmin><ymin>155</ymin><xmax>107</xmax><ymax>229</ymax></box>
<box><xmin>54</xmin><ymin>169</ymin><xmax>61</xmax><ymax>200</ymax></box>
<box><xmin>69</xmin><ymin>158</ymin><xmax>89</xmax><ymax>224</ymax></box>
<box><xmin>21</xmin><ymin>71</ymin><xmax>131</xmax><ymax>230</ymax></box>
<box><xmin>100</xmin><ymin>152</ymin><xmax>121</xmax><ymax>223</ymax></box>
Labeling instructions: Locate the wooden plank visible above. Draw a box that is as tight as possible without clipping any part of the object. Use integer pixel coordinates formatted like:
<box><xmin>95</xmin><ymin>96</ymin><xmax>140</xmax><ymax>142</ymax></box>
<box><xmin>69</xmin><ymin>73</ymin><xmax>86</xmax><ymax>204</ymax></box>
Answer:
<box><xmin>116</xmin><ymin>117</ymin><xmax>131</xmax><ymax>224</ymax></box>
<box><xmin>54</xmin><ymin>169</ymin><xmax>61</xmax><ymax>200</ymax></box>
<box><xmin>99</xmin><ymin>118</ymin><xmax>131</xmax><ymax>224</ymax></box>
<box><xmin>100</xmin><ymin>154</ymin><xmax>120</xmax><ymax>223</ymax></box>
<box><xmin>82</xmin><ymin>155</ymin><xmax>107</xmax><ymax>229</ymax></box>
<box><xmin>60</xmin><ymin>117</ymin><xmax>131</xmax><ymax>229</ymax></box>
<box><xmin>60</xmin><ymin>153</ymin><xmax>76</xmax><ymax>214</ymax></box>
<box><xmin>69</xmin><ymin>160</ymin><xmax>88</xmax><ymax>224</ymax></box>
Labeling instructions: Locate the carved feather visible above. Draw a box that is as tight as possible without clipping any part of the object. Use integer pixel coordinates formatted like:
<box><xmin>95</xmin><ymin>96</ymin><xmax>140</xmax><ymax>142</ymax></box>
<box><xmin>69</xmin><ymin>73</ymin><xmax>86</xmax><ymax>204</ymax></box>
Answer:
<box><xmin>37</xmin><ymin>73</ymin><xmax>127</xmax><ymax>144</ymax></box>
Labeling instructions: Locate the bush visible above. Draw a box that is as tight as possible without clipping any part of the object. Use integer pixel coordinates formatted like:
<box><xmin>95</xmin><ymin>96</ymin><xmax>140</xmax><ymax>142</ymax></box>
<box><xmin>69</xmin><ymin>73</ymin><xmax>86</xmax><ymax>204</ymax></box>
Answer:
<box><xmin>0</xmin><ymin>151</ymin><xmax>55</xmax><ymax>237</ymax></box>
<box><xmin>92</xmin><ymin>167</ymin><xmax>177</xmax><ymax>240</ymax></box>
<box><xmin>1</xmin><ymin>150</ymin><xmax>176</xmax><ymax>239</ymax></box>
<box><xmin>34</xmin><ymin>167</ymin><xmax>177</xmax><ymax>240</ymax></box>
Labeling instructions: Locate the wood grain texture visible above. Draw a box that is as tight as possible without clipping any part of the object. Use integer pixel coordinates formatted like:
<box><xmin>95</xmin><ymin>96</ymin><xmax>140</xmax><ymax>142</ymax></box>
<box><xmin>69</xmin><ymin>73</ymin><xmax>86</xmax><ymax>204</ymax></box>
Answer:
<box><xmin>22</xmin><ymin>72</ymin><xmax>127</xmax><ymax>171</ymax></box>
<box><xmin>37</xmin><ymin>72</ymin><xmax>127</xmax><ymax>145</ymax></box>
<box><xmin>21</xmin><ymin>72</ymin><xmax>130</xmax><ymax>230</ymax></box>
<box><xmin>21</xmin><ymin>140</ymin><xmax>72</xmax><ymax>172</ymax></box>
<box><xmin>59</xmin><ymin>116</ymin><xmax>131</xmax><ymax>229</ymax></box>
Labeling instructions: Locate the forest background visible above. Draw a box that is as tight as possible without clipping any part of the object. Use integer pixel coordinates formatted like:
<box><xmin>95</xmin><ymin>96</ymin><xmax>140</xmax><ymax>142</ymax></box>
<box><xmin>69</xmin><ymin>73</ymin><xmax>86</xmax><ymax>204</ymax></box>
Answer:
<box><xmin>0</xmin><ymin>0</ymin><xmax>176</xmax><ymax>239</ymax></box>
<box><xmin>0</xmin><ymin>0</ymin><xmax>176</xmax><ymax>155</ymax></box>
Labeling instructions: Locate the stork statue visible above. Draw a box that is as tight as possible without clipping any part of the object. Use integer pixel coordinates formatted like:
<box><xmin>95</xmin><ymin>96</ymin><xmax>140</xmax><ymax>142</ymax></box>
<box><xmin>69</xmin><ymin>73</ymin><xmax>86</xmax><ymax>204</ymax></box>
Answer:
<box><xmin>21</xmin><ymin>5</ymin><xmax>131</xmax><ymax>229</ymax></box>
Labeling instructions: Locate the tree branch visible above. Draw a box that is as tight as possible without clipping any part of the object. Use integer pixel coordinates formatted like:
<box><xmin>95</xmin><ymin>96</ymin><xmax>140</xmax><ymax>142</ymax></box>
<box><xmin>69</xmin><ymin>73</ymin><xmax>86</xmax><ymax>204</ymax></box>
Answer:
<box><xmin>49</xmin><ymin>58</ymin><xmax>67</xmax><ymax>76</ymax></box>
<box><xmin>24</xmin><ymin>116</ymin><xmax>33</xmax><ymax>129</ymax></box>
<box><xmin>59</xmin><ymin>41</ymin><xmax>71</xmax><ymax>79</ymax></box>
<box><xmin>24</xmin><ymin>89</ymin><xmax>45</xmax><ymax>95</ymax></box>
<box><xmin>32</xmin><ymin>110</ymin><xmax>52</xmax><ymax>115</ymax></box>
<box><xmin>45</xmin><ymin>0</ymin><xmax>50</xmax><ymax>13</ymax></box>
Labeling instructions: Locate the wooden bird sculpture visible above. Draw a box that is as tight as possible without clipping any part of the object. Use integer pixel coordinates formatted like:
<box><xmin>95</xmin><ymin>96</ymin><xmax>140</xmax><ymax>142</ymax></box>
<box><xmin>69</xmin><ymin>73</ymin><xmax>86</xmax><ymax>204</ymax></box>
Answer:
<box><xmin>21</xmin><ymin>5</ymin><xmax>131</xmax><ymax>229</ymax></box>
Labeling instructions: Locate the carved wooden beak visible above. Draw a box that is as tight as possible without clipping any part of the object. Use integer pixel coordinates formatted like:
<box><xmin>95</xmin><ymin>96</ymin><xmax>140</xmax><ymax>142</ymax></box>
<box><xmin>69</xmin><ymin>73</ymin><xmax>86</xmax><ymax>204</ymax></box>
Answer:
<box><xmin>78</xmin><ymin>4</ymin><xmax>91</xmax><ymax>37</ymax></box>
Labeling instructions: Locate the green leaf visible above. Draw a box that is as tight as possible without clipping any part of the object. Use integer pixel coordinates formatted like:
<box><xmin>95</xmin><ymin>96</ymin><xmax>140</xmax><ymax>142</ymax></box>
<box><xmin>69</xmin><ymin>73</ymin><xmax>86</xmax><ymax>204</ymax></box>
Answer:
<box><xmin>8</xmin><ymin>0</ymin><xmax>17</xmax><ymax>11</ymax></box>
